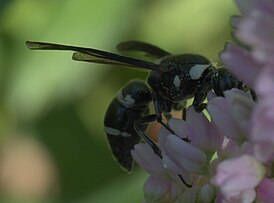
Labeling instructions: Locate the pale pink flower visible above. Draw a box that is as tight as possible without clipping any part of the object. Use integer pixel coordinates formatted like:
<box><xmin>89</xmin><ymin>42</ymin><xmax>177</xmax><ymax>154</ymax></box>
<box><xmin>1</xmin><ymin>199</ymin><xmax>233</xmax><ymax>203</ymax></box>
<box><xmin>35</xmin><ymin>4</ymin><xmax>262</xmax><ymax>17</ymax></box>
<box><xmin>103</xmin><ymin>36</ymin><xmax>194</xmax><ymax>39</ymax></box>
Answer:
<box><xmin>213</xmin><ymin>155</ymin><xmax>265</xmax><ymax>203</ymax></box>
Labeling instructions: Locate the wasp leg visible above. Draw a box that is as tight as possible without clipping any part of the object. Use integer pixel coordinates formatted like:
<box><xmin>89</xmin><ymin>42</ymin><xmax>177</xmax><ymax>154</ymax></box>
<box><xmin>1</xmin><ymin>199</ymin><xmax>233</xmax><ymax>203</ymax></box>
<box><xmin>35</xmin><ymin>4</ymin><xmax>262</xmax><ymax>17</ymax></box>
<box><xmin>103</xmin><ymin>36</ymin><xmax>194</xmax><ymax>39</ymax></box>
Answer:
<box><xmin>152</xmin><ymin>95</ymin><xmax>176</xmax><ymax>134</ymax></box>
<box><xmin>133</xmin><ymin>122</ymin><xmax>162</xmax><ymax>158</ymax></box>
<box><xmin>182</xmin><ymin>108</ymin><xmax>186</xmax><ymax>121</ymax></box>
<box><xmin>193</xmin><ymin>78</ymin><xmax>213</xmax><ymax>112</ymax></box>
<box><xmin>134</xmin><ymin>121</ymin><xmax>192</xmax><ymax>188</ymax></box>
<box><xmin>152</xmin><ymin>97</ymin><xmax>189</xmax><ymax>142</ymax></box>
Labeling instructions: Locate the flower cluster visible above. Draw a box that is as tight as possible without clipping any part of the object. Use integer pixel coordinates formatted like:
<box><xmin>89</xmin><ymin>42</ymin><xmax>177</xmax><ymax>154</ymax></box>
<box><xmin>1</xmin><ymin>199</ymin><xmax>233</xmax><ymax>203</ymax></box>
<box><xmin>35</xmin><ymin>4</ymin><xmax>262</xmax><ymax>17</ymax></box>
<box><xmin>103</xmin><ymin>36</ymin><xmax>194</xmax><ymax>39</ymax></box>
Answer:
<box><xmin>131</xmin><ymin>0</ymin><xmax>274</xmax><ymax>202</ymax></box>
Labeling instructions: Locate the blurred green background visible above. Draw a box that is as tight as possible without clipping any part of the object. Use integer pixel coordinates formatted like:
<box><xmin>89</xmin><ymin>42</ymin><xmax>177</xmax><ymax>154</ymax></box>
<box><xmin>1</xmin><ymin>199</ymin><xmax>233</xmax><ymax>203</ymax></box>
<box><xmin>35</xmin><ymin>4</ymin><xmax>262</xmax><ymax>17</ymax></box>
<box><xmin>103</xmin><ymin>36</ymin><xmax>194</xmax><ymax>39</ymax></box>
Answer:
<box><xmin>0</xmin><ymin>0</ymin><xmax>238</xmax><ymax>202</ymax></box>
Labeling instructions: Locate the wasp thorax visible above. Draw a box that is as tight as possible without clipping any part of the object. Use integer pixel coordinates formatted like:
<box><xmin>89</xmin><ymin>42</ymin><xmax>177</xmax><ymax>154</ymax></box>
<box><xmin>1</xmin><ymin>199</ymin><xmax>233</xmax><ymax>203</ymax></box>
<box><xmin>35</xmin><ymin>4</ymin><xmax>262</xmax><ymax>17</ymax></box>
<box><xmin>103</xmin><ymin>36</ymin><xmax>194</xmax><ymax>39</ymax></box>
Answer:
<box><xmin>147</xmin><ymin>54</ymin><xmax>211</xmax><ymax>102</ymax></box>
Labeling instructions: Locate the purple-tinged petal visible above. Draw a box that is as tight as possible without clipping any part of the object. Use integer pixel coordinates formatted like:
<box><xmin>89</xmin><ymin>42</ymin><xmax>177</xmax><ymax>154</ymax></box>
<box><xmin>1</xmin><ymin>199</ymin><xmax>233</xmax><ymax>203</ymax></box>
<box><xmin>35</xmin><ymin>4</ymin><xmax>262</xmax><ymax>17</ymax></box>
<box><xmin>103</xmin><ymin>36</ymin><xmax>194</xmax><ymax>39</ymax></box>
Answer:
<box><xmin>217</xmin><ymin>139</ymin><xmax>240</xmax><ymax>159</ymax></box>
<box><xmin>143</xmin><ymin>176</ymin><xmax>170</xmax><ymax>203</ymax></box>
<box><xmin>168</xmin><ymin>118</ymin><xmax>188</xmax><ymax>140</ymax></box>
<box><xmin>255</xmin><ymin>65</ymin><xmax>274</xmax><ymax>99</ymax></box>
<box><xmin>218</xmin><ymin>139</ymin><xmax>254</xmax><ymax>160</ymax></box>
<box><xmin>144</xmin><ymin>177</ymin><xmax>184</xmax><ymax>203</ymax></box>
<box><xmin>208</xmin><ymin>89</ymin><xmax>254</xmax><ymax>141</ymax></box>
<box><xmin>236</xmin><ymin>11</ymin><xmax>274</xmax><ymax>47</ymax></box>
<box><xmin>213</xmin><ymin>155</ymin><xmax>264</xmax><ymax>202</ymax></box>
<box><xmin>231</xmin><ymin>16</ymin><xmax>241</xmax><ymax>28</ymax></box>
<box><xmin>157</xmin><ymin>120</ymin><xmax>188</xmax><ymax>154</ymax></box>
<box><xmin>165</xmin><ymin>134</ymin><xmax>208</xmax><ymax>175</ymax></box>
<box><xmin>236</xmin><ymin>0</ymin><xmax>256</xmax><ymax>15</ymax></box>
<box><xmin>131</xmin><ymin>143</ymin><xmax>165</xmax><ymax>176</ymax></box>
<box><xmin>224</xmin><ymin>89</ymin><xmax>255</xmax><ymax>138</ymax></box>
<box><xmin>214</xmin><ymin>192</ymin><xmax>225</xmax><ymax>203</ymax></box>
<box><xmin>236</xmin><ymin>0</ymin><xmax>274</xmax><ymax>16</ymax></box>
<box><xmin>252</xmin><ymin>47</ymin><xmax>274</xmax><ymax>64</ymax></box>
<box><xmin>234</xmin><ymin>0</ymin><xmax>274</xmax><ymax>64</ymax></box>
<box><xmin>162</xmin><ymin>155</ymin><xmax>182</xmax><ymax>175</ymax></box>
<box><xmin>223</xmin><ymin>88</ymin><xmax>253</xmax><ymax>102</ymax></box>
<box><xmin>215</xmin><ymin>190</ymin><xmax>255</xmax><ymax>203</ymax></box>
<box><xmin>207</xmin><ymin>96</ymin><xmax>242</xmax><ymax>141</ymax></box>
<box><xmin>169</xmin><ymin>181</ymin><xmax>184</xmax><ymax>202</ymax></box>
<box><xmin>250</xmin><ymin>97</ymin><xmax>274</xmax><ymax>144</ymax></box>
<box><xmin>180</xmin><ymin>188</ymin><xmax>199</xmax><ymax>203</ymax></box>
<box><xmin>185</xmin><ymin>106</ymin><xmax>223</xmax><ymax>158</ymax></box>
<box><xmin>253</xmin><ymin>143</ymin><xmax>274</xmax><ymax>163</ymax></box>
<box><xmin>238</xmin><ymin>142</ymin><xmax>254</xmax><ymax>155</ymax></box>
<box><xmin>162</xmin><ymin>155</ymin><xmax>192</xmax><ymax>186</ymax></box>
<box><xmin>220</xmin><ymin>44</ymin><xmax>261</xmax><ymax>88</ymax></box>
<box><xmin>157</xmin><ymin>126</ymin><xmax>169</xmax><ymax>154</ymax></box>
<box><xmin>186</xmin><ymin>106</ymin><xmax>209</xmax><ymax>135</ymax></box>
<box><xmin>257</xmin><ymin>178</ymin><xmax>274</xmax><ymax>203</ymax></box>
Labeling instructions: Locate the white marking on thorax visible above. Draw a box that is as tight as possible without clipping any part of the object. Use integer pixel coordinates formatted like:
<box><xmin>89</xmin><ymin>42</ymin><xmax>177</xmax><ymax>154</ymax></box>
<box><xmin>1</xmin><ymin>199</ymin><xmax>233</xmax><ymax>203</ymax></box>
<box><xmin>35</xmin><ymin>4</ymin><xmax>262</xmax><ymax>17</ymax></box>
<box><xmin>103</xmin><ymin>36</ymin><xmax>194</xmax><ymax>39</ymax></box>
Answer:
<box><xmin>189</xmin><ymin>64</ymin><xmax>210</xmax><ymax>80</ymax></box>
<box><xmin>173</xmin><ymin>75</ymin><xmax>181</xmax><ymax>88</ymax></box>
<box><xmin>117</xmin><ymin>91</ymin><xmax>135</xmax><ymax>107</ymax></box>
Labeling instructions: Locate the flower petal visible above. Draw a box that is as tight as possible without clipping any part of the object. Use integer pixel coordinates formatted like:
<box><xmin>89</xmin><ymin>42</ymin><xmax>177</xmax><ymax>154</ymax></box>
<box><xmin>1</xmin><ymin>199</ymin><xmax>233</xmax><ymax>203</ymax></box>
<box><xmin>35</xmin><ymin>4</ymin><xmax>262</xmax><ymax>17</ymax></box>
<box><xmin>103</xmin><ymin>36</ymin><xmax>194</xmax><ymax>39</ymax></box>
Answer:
<box><xmin>224</xmin><ymin>89</ymin><xmax>255</xmax><ymax>137</ymax></box>
<box><xmin>143</xmin><ymin>176</ymin><xmax>170</xmax><ymax>203</ymax></box>
<box><xmin>186</xmin><ymin>106</ymin><xmax>223</xmax><ymax>158</ymax></box>
<box><xmin>207</xmin><ymin>96</ymin><xmax>242</xmax><ymax>140</ymax></box>
<box><xmin>220</xmin><ymin>44</ymin><xmax>260</xmax><ymax>88</ymax></box>
<box><xmin>213</xmin><ymin>155</ymin><xmax>265</xmax><ymax>202</ymax></box>
<box><xmin>168</xmin><ymin>118</ymin><xmax>188</xmax><ymax>140</ymax></box>
<box><xmin>253</xmin><ymin>143</ymin><xmax>274</xmax><ymax>163</ymax></box>
<box><xmin>255</xmin><ymin>65</ymin><xmax>274</xmax><ymax>99</ymax></box>
<box><xmin>250</xmin><ymin>97</ymin><xmax>274</xmax><ymax>144</ymax></box>
<box><xmin>257</xmin><ymin>178</ymin><xmax>274</xmax><ymax>203</ymax></box>
<box><xmin>131</xmin><ymin>143</ymin><xmax>165</xmax><ymax>176</ymax></box>
<box><xmin>165</xmin><ymin>134</ymin><xmax>208</xmax><ymax>175</ymax></box>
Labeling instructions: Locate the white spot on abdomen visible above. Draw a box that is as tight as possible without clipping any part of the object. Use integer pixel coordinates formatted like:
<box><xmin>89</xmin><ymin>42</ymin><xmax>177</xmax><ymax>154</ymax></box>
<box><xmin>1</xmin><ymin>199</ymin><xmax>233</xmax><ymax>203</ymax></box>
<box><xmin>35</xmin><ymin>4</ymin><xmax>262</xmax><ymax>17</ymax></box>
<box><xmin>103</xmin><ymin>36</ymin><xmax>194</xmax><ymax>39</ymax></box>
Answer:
<box><xmin>117</xmin><ymin>91</ymin><xmax>135</xmax><ymax>107</ymax></box>
<box><xmin>189</xmin><ymin>64</ymin><xmax>209</xmax><ymax>80</ymax></box>
<box><xmin>124</xmin><ymin>95</ymin><xmax>135</xmax><ymax>105</ymax></box>
<box><xmin>104</xmin><ymin>126</ymin><xmax>132</xmax><ymax>137</ymax></box>
<box><xmin>121</xmin><ymin>132</ymin><xmax>132</xmax><ymax>137</ymax></box>
<box><xmin>104</xmin><ymin>126</ymin><xmax>121</xmax><ymax>136</ymax></box>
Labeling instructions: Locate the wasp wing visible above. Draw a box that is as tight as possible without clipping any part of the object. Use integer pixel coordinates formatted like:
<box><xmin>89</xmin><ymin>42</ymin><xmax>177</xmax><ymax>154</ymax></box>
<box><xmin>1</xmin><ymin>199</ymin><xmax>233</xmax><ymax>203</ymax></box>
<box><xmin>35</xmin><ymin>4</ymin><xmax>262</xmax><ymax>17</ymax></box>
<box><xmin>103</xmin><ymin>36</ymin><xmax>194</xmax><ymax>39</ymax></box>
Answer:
<box><xmin>26</xmin><ymin>41</ymin><xmax>162</xmax><ymax>72</ymax></box>
<box><xmin>116</xmin><ymin>41</ymin><xmax>170</xmax><ymax>59</ymax></box>
<box><xmin>72</xmin><ymin>52</ymin><xmax>133</xmax><ymax>66</ymax></box>
<box><xmin>72</xmin><ymin>52</ymin><xmax>156</xmax><ymax>69</ymax></box>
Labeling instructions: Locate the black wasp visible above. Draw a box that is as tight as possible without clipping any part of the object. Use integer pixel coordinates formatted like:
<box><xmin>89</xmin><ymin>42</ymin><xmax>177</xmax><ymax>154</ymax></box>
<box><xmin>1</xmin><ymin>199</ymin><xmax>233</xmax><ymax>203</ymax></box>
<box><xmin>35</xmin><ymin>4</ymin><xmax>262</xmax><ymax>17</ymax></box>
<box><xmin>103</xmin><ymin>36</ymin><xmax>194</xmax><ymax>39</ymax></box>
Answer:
<box><xmin>26</xmin><ymin>40</ymin><xmax>245</xmax><ymax>173</ymax></box>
